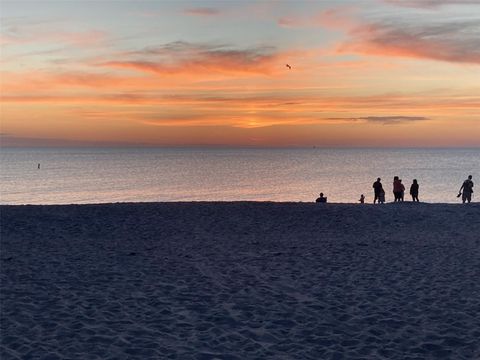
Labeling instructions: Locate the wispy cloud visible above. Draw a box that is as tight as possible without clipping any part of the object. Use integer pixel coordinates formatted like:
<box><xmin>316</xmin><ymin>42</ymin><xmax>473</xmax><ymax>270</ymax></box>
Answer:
<box><xmin>0</xmin><ymin>70</ymin><xmax>137</xmax><ymax>92</ymax></box>
<box><xmin>278</xmin><ymin>6</ymin><xmax>357</xmax><ymax>29</ymax></box>
<box><xmin>184</xmin><ymin>7</ymin><xmax>220</xmax><ymax>16</ymax></box>
<box><xmin>0</xmin><ymin>135</ymin><xmax>145</xmax><ymax>147</ymax></box>
<box><xmin>327</xmin><ymin>116</ymin><xmax>429</xmax><ymax>124</ymax></box>
<box><xmin>99</xmin><ymin>41</ymin><xmax>281</xmax><ymax>76</ymax></box>
<box><xmin>1</xmin><ymin>24</ymin><xmax>107</xmax><ymax>47</ymax></box>
<box><xmin>2</xmin><ymin>92</ymin><xmax>479</xmax><ymax>112</ymax></box>
<box><xmin>336</xmin><ymin>19</ymin><xmax>480</xmax><ymax>65</ymax></box>
<box><xmin>384</xmin><ymin>0</ymin><xmax>480</xmax><ymax>9</ymax></box>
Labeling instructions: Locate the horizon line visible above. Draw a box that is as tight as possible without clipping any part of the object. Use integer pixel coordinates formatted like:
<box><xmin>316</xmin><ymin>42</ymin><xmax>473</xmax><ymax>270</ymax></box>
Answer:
<box><xmin>2</xmin><ymin>144</ymin><xmax>480</xmax><ymax>150</ymax></box>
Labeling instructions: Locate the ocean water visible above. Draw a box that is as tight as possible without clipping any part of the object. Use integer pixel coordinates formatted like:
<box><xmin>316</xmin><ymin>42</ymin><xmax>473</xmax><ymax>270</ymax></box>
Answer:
<box><xmin>1</xmin><ymin>147</ymin><xmax>478</xmax><ymax>205</ymax></box>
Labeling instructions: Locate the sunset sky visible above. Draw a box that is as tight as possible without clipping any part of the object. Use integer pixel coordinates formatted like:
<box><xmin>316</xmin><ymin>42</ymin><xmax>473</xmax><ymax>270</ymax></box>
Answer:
<box><xmin>1</xmin><ymin>0</ymin><xmax>479</xmax><ymax>147</ymax></box>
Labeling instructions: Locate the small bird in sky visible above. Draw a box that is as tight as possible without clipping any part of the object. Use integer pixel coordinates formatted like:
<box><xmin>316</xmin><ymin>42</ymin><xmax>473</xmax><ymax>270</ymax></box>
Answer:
<box><xmin>286</xmin><ymin>64</ymin><xmax>291</xmax><ymax>70</ymax></box>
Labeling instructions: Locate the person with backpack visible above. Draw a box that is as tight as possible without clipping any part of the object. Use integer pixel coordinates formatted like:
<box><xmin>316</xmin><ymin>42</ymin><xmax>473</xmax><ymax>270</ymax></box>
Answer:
<box><xmin>458</xmin><ymin>175</ymin><xmax>474</xmax><ymax>203</ymax></box>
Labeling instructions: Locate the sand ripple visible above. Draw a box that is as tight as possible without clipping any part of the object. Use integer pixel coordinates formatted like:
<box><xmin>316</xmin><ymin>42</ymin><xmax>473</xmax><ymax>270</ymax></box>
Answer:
<box><xmin>1</xmin><ymin>202</ymin><xmax>480</xmax><ymax>359</ymax></box>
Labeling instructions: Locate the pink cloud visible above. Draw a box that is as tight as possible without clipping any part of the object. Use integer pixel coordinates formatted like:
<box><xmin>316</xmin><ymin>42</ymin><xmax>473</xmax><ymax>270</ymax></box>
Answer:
<box><xmin>338</xmin><ymin>21</ymin><xmax>480</xmax><ymax>64</ymax></box>
<box><xmin>384</xmin><ymin>0</ymin><xmax>480</xmax><ymax>9</ymax></box>
<box><xmin>278</xmin><ymin>6</ymin><xmax>358</xmax><ymax>29</ymax></box>
<box><xmin>98</xmin><ymin>42</ymin><xmax>282</xmax><ymax>76</ymax></box>
<box><xmin>282</xmin><ymin>5</ymin><xmax>480</xmax><ymax>65</ymax></box>
<box><xmin>0</xmin><ymin>27</ymin><xmax>107</xmax><ymax>47</ymax></box>
<box><xmin>184</xmin><ymin>7</ymin><xmax>220</xmax><ymax>16</ymax></box>
<box><xmin>0</xmin><ymin>71</ymin><xmax>139</xmax><ymax>92</ymax></box>
<box><xmin>59</xmin><ymin>30</ymin><xmax>107</xmax><ymax>46</ymax></box>
<box><xmin>3</xmin><ymin>92</ymin><xmax>478</xmax><ymax>113</ymax></box>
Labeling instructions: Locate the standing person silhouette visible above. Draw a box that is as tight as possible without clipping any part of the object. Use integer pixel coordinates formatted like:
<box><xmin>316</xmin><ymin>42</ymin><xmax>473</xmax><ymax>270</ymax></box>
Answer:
<box><xmin>458</xmin><ymin>175</ymin><xmax>474</xmax><ymax>203</ymax></box>
<box><xmin>399</xmin><ymin>179</ymin><xmax>405</xmax><ymax>202</ymax></box>
<box><xmin>372</xmin><ymin>178</ymin><xmax>383</xmax><ymax>204</ymax></box>
<box><xmin>393</xmin><ymin>176</ymin><xmax>403</xmax><ymax>202</ymax></box>
<box><xmin>410</xmin><ymin>179</ymin><xmax>419</xmax><ymax>202</ymax></box>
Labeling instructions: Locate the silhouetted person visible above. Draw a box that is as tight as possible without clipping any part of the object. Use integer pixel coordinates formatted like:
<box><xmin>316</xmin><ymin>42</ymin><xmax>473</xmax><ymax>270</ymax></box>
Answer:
<box><xmin>410</xmin><ymin>179</ymin><xmax>419</xmax><ymax>202</ymax></box>
<box><xmin>379</xmin><ymin>189</ymin><xmax>385</xmax><ymax>204</ymax></box>
<box><xmin>38</xmin><ymin>163</ymin><xmax>40</xmax><ymax>169</ymax></box>
<box><xmin>359</xmin><ymin>194</ymin><xmax>365</xmax><ymax>204</ymax></box>
<box><xmin>372</xmin><ymin>178</ymin><xmax>383</xmax><ymax>204</ymax></box>
<box><xmin>393</xmin><ymin>176</ymin><xmax>403</xmax><ymax>202</ymax></box>
<box><xmin>459</xmin><ymin>175</ymin><xmax>474</xmax><ymax>203</ymax></box>
<box><xmin>399</xmin><ymin>179</ymin><xmax>405</xmax><ymax>201</ymax></box>
<box><xmin>316</xmin><ymin>193</ymin><xmax>327</xmax><ymax>203</ymax></box>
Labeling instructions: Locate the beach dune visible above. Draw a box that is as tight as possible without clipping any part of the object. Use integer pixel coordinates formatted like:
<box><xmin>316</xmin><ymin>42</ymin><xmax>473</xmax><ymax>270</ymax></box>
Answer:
<box><xmin>1</xmin><ymin>202</ymin><xmax>480</xmax><ymax>359</ymax></box>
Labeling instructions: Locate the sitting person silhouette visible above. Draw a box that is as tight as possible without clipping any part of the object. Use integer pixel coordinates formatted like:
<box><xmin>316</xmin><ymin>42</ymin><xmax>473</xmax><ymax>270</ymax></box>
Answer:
<box><xmin>316</xmin><ymin>193</ymin><xmax>327</xmax><ymax>203</ymax></box>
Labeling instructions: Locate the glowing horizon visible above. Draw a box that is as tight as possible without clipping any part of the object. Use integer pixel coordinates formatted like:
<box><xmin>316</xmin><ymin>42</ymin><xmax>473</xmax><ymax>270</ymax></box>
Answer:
<box><xmin>1</xmin><ymin>0</ymin><xmax>479</xmax><ymax>147</ymax></box>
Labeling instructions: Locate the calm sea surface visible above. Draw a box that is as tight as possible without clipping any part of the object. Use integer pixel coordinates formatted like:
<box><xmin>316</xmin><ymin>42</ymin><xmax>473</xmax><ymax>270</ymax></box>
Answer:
<box><xmin>1</xmin><ymin>147</ymin><xmax>478</xmax><ymax>204</ymax></box>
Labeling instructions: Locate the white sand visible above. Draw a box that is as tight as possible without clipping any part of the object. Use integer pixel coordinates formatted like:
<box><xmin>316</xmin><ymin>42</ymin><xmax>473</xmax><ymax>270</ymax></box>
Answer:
<box><xmin>1</xmin><ymin>202</ymin><xmax>480</xmax><ymax>359</ymax></box>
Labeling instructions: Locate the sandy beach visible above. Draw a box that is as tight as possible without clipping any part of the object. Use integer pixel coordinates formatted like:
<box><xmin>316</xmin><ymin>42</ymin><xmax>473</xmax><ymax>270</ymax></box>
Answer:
<box><xmin>1</xmin><ymin>202</ymin><xmax>479</xmax><ymax>359</ymax></box>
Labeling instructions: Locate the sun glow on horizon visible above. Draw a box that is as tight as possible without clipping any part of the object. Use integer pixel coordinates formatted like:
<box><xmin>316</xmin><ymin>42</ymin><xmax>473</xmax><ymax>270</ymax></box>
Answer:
<box><xmin>1</xmin><ymin>0</ymin><xmax>479</xmax><ymax>147</ymax></box>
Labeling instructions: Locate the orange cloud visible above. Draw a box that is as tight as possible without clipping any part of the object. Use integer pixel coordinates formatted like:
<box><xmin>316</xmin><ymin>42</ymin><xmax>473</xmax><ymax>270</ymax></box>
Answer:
<box><xmin>326</xmin><ymin>116</ymin><xmax>429</xmax><ymax>125</ymax></box>
<box><xmin>0</xmin><ymin>68</ymin><xmax>269</xmax><ymax>93</ymax></box>
<box><xmin>0</xmin><ymin>71</ymin><xmax>133</xmax><ymax>92</ymax></box>
<box><xmin>5</xmin><ymin>91</ymin><xmax>477</xmax><ymax>134</ymax></box>
<box><xmin>2</xmin><ymin>92</ymin><xmax>479</xmax><ymax>111</ymax></box>
<box><xmin>98</xmin><ymin>41</ymin><xmax>282</xmax><ymax>76</ymax></box>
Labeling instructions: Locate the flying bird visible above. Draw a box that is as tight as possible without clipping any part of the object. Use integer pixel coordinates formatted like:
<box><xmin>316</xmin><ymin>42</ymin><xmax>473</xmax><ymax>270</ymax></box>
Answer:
<box><xmin>286</xmin><ymin>64</ymin><xmax>291</xmax><ymax>70</ymax></box>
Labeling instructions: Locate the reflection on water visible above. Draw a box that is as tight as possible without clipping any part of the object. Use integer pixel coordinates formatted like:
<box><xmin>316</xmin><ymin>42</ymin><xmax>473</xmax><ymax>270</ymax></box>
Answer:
<box><xmin>1</xmin><ymin>147</ymin><xmax>478</xmax><ymax>204</ymax></box>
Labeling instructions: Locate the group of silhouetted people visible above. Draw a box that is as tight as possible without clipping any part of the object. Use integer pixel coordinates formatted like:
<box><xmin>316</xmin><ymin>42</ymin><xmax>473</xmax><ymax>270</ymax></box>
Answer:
<box><xmin>316</xmin><ymin>175</ymin><xmax>474</xmax><ymax>204</ymax></box>
<box><xmin>373</xmin><ymin>177</ymin><xmax>420</xmax><ymax>203</ymax></box>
